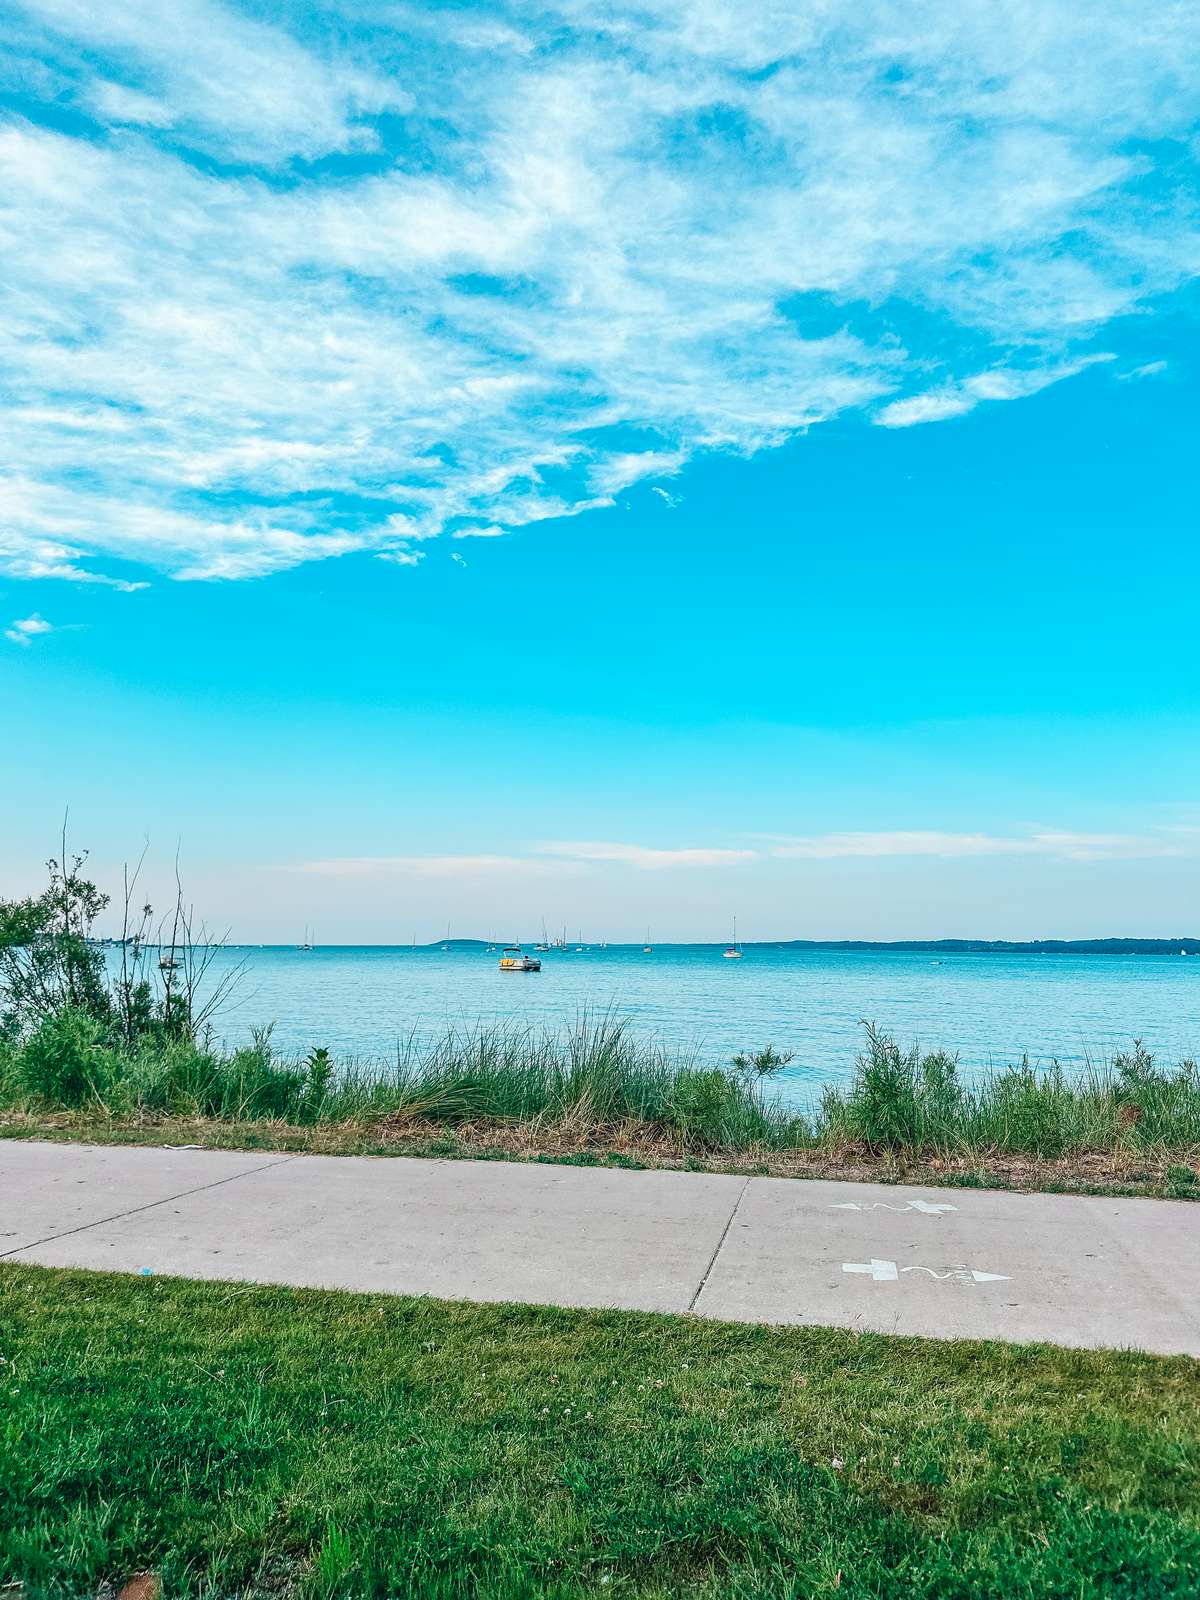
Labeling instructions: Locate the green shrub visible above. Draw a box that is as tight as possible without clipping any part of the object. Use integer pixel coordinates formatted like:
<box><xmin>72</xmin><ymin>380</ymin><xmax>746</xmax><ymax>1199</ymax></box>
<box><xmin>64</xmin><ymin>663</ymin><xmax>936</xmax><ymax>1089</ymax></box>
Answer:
<box><xmin>821</xmin><ymin>1025</ymin><xmax>962</xmax><ymax>1151</ymax></box>
<box><xmin>16</xmin><ymin>1008</ymin><xmax>116</xmax><ymax>1108</ymax></box>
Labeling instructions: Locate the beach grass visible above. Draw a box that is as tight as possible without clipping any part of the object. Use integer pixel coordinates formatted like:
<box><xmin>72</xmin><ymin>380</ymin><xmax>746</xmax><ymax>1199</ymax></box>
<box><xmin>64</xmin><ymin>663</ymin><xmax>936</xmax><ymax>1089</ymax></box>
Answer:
<box><xmin>3</xmin><ymin>1263</ymin><xmax>1199</xmax><ymax>1599</ymax></box>
<box><xmin>2</xmin><ymin>1012</ymin><xmax>1199</xmax><ymax>1188</ymax></box>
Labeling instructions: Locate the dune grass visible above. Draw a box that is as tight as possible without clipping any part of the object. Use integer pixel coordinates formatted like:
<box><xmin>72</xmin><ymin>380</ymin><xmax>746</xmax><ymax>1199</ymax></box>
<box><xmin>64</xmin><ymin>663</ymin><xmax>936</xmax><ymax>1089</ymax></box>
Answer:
<box><xmin>3</xmin><ymin>1263</ymin><xmax>1199</xmax><ymax>1599</ymax></box>
<box><xmin>1</xmin><ymin>1011</ymin><xmax>1199</xmax><ymax>1185</ymax></box>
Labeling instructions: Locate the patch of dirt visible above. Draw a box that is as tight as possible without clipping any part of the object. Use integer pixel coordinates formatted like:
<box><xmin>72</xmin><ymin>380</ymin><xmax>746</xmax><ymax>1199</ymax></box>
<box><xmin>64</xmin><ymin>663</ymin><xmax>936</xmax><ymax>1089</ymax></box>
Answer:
<box><xmin>116</xmin><ymin>1575</ymin><xmax>160</xmax><ymax>1600</ymax></box>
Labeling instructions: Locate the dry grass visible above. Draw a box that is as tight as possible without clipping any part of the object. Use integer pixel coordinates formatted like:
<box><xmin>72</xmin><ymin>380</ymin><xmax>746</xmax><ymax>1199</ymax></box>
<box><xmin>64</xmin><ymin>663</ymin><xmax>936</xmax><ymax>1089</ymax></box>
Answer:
<box><xmin>5</xmin><ymin>1106</ymin><xmax>1197</xmax><ymax>1199</ymax></box>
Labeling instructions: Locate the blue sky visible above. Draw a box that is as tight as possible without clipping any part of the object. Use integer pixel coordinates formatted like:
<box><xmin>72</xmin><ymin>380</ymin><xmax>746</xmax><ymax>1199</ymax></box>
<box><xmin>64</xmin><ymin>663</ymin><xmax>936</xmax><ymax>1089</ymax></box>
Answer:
<box><xmin>1</xmin><ymin>0</ymin><xmax>1198</xmax><ymax>940</ymax></box>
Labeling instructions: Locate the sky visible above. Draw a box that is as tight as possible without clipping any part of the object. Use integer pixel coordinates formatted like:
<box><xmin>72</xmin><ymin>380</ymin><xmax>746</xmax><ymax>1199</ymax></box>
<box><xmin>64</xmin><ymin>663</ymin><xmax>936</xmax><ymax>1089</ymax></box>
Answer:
<box><xmin>1</xmin><ymin>0</ymin><xmax>1199</xmax><ymax>942</ymax></box>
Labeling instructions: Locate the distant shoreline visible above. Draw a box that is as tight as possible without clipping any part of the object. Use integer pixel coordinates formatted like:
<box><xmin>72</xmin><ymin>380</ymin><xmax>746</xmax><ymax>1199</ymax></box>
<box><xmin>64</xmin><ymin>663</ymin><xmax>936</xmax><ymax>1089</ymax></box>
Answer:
<box><xmin>774</xmin><ymin>938</ymin><xmax>1200</xmax><ymax>956</ymax></box>
<box><xmin>183</xmin><ymin>937</ymin><xmax>1200</xmax><ymax>955</ymax></box>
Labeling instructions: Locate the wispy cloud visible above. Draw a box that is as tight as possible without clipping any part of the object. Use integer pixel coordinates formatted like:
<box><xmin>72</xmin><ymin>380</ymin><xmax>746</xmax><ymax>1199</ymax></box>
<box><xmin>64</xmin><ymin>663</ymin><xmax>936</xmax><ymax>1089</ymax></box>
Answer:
<box><xmin>4</xmin><ymin>613</ymin><xmax>55</xmax><ymax>645</ymax></box>
<box><xmin>1118</xmin><ymin>360</ymin><xmax>1169</xmax><ymax>381</ymax></box>
<box><xmin>537</xmin><ymin>841</ymin><xmax>756</xmax><ymax>869</ymax></box>
<box><xmin>767</xmin><ymin>829</ymin><xmax>1185</xmax><ymax>862</ymax></box>
<box><xmin>14</xmin><ymin>0</ymin><xmax>409</xmax><ymax>163</ymax></box>
<box><xmin>0</xmin><ymin>4</ymin><xmax>1196</xmax><ymax>585</ymax></box>
<box><xmin>874</xmin><ymin>356</ymin><xmax>1114</xmax><ymax>429</ymax></box>
<box><xmin>292</xmin><ymin>854</ymin><xmax>555</xmax><ymax>879</ymax></box>
<box><xmin>288</xmin><ymin>823</ymin><xmax>1188</xmax><ymax>878</ymax></box>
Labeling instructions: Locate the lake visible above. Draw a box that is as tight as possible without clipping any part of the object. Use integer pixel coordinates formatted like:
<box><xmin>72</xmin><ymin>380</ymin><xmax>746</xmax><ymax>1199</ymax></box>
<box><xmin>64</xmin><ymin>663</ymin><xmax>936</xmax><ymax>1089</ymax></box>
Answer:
<box><xmin>170</xmin><ymin>943</ymin><xmax>1200</xmax><ymax>1104</ymax></box>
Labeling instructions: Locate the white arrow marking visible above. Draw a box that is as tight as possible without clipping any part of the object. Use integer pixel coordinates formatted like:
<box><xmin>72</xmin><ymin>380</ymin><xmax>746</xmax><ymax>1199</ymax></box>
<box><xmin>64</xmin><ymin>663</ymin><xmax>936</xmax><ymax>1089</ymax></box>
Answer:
<box><xmin>830</xmin><ymin>1200</ymin><xmax>957</xmax><ymax>1214</ymax></box>
<box><xmin>841</xmin><ymin>1258</ymin><xmax>899</xmax><ymax>1281</ymax></box>
<box><xmin>843</xmin><ymin>1260</ymin><xmax>1009</xmax><ymax>1285</ymax></box>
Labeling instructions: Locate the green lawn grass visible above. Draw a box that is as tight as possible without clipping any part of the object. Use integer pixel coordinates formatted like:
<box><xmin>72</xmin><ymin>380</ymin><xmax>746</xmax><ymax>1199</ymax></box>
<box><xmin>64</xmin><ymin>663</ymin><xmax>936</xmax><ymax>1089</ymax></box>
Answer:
<box><xmin>2</xmin><ymin>1267</ymin><xmax>1198</xmax><ymax>1598</ymax></box>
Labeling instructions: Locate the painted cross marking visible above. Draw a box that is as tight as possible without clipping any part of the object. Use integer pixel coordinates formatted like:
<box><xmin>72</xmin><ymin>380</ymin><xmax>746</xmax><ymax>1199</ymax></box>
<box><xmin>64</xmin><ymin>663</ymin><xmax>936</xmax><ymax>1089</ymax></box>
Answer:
<box><xmin>830</xmin><ymin>1200</ymin><xmax>957</xmax><ymax>1214</ymax></box>
<box><xmin>842</xmin><ymin>1259</ymin><xmax>1009</xmax><ymax>1285</ymax></box>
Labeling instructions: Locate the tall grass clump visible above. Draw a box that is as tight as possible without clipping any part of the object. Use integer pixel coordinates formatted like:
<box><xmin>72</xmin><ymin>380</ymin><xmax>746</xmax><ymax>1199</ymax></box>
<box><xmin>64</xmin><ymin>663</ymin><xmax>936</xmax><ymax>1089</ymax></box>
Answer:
<box><xmin>0</xmin><ymin>1011</ymin><xmax>802</xmax><ymax>1152</ymax></box>
<box><xmin>816</xmin><ymin>1023</ymin><xmax>962</xmax><ymax>1152</ymax></box>
<box><xmin>816</xmin><ymin>1025</ymin><xmax>1200</xmax><ymax>1161</ymax></box>
<box><xmin>272</xmin><ymin>1014</ymin><xmax>799</xmax><ymax>1150</ymax></box>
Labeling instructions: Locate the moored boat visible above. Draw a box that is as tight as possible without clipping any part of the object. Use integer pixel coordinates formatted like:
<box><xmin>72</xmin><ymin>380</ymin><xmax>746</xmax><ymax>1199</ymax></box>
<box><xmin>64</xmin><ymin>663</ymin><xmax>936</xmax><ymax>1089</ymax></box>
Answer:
<box><xmin>499</xmin><ymin>945</ymin><xmax>541</xmax><ymax>972</ymax></box>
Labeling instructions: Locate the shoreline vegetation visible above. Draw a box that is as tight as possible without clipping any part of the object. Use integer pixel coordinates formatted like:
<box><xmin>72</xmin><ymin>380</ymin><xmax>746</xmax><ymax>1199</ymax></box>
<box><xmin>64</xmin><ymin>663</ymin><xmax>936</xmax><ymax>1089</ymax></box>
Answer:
<box><xmin>3</xmin><ymin>1018</ymin><xmax>1198</xmax><ymax>1199</ymax></box>
<box><xmin>2</xmin><ymin>848</ymin><xmax>1198</xmax><ymax>1197</ymax></box>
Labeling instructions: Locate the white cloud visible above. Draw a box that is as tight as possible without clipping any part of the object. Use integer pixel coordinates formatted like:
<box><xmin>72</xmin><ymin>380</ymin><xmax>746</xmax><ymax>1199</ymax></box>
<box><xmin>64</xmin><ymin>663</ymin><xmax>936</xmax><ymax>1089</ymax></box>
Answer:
<box><xmin>537</xmin><ymin>841</ymin><xmax>757</xmax><ymax>868</ymax></box>
<box><xmin>16</xmin><ymin>0</ymin><xmax>409</xmax><ymax>163</ymax></box>
<box><xmin>768</xmin><ymin>829</ymin><xmax>1185</xmax><ymax>862</ymax></box>
<box><xmin>87</xmin><ymin>80</ymin><xmax>173</xmax><ymax>128</ymax></box>
<box><xmin>875</xmin><ymin>356</ymin><xmax>1114</xmax><ymax>428</ymax></box>
<box><xmin>0</xmin><ymin>3</ymin><xmax>1196</xmax><ymax>585</ymax></box>
<box><xmin>587</xmin><ymin>451</ymin><xmax>687</xmax><ymax>497</ymax></box>
<box><xmin>4</xmin><ymin>613</ymin><xmax>55</xmax><ymax>645</ymax></box>
<box><xmin>292</xmin><ymin>854</ymin><xmax>559</xmax><ymax>878</ymax></box>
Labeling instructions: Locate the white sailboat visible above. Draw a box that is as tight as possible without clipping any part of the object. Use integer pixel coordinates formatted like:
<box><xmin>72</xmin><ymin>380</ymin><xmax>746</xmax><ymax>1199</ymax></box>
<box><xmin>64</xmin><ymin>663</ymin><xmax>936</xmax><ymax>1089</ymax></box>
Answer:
<box><xmin>723</xmin><ymin>917</ymin><xmax>743</xmax><ymax>959</ymax></box>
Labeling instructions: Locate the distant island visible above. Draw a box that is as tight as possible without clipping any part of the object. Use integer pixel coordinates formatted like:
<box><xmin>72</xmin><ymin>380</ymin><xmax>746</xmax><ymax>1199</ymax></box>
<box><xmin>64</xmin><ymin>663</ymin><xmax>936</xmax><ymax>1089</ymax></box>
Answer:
<box><xmin>419</xmin><ymin>937</ymin><xmax>1200</xmax><ymax>956</ymax></box>
<box><xmin>773</xmin><ymin>938</ymin><xmax>1200</xmax><ymax>956</ymax></box>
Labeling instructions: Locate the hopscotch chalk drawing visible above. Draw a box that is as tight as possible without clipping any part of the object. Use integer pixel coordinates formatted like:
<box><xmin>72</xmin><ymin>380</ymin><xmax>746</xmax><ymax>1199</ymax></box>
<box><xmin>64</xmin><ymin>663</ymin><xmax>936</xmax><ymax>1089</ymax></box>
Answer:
<box><xmin>830</xmin><ymin>1200</ymin><xmax>956</xmax><ymax>1214</ymax></box>
<box><xmin>842</xmin><ymin>1259</ymin><xmax>1009</xmax><ymax>1284</ymax></box>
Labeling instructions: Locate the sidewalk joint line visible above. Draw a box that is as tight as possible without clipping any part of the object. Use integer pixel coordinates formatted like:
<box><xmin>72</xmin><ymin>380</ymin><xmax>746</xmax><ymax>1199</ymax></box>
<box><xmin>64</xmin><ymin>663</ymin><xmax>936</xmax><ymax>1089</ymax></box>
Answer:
<box><xmin>688</xmin><ymin>1176</ymin><xmax>751</xmax><ymax>1313</ymax></box>
<box><xmin>1</xmin><ymin>1153</ymin><xmax>299</xmax><ymax>1261</ymax></box>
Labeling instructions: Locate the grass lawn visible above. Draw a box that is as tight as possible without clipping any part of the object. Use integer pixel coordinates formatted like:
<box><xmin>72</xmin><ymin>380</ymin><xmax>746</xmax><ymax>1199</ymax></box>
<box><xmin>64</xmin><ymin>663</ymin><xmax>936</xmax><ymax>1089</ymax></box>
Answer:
<box><xmin>2</xmin><ymin>1267</ymin><xmax>1198</xmax><ymax>1599</ymax></box>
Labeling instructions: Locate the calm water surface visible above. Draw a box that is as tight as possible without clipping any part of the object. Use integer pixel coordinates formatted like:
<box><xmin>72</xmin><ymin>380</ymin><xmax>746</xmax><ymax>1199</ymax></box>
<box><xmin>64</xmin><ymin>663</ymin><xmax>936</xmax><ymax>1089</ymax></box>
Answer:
<box><xmin>180</xmin><ymin>944</ymin><xmax>1200</xmax><ymax>1105</ymax></box>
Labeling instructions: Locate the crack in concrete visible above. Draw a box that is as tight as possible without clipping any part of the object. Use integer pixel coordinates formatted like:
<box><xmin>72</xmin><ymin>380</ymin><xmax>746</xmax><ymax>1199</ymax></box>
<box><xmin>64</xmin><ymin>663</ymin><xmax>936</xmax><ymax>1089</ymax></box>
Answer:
<box><xmin>688</xmin><ymin>1175</ymin><xmax>752</xmax><ymax>1313</ymax></box>
<box><xmin>1</xmin><ymin>1154</ymin><xmax>298</xmax><ymax>1260</ymax></box>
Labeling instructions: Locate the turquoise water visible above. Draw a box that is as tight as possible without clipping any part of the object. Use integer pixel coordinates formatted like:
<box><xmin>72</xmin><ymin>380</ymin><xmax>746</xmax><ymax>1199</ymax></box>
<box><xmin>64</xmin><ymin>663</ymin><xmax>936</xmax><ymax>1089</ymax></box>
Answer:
<box><xmin>184</xmin><ymin>944</ymin><xmax>1200</xmax><ymax>1103</ymax></box>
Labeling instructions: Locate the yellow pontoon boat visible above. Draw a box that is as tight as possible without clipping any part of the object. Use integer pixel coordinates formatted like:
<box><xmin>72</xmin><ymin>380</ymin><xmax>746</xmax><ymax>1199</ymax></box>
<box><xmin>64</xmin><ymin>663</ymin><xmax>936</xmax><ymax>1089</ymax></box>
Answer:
<box><xmin>499</xmin><ymin>946</ymin><xmax>541</xmax><ymax>972</ymax></box>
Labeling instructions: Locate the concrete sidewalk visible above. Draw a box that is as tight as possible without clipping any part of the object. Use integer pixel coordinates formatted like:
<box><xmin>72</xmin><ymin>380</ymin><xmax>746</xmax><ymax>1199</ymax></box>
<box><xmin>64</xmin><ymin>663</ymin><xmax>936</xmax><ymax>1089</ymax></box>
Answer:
<box><xmin>3</xmin><ymin>1140</ymin><xmax>1198</xmax><ymax>1355</ymax></box>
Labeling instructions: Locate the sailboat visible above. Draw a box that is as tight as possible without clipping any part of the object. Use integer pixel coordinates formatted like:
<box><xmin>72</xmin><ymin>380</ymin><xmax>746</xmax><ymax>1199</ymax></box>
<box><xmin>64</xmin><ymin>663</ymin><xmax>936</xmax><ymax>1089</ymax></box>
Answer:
<box><xmin>723</xmin><ymin>917</ymin><xmax>743</xmax><ymax>959</ymax></box>
<box><xmin>441</xmin><ymin>918</ymin><xmax>451</xmax><ymax>953</ymax></box>
<box><xmin>297</xmin><ymin>925</ymin><xmax>314</xmax><ymax>951</ymax></box>
<box><xmin>534</xmin><ymin>918</ymin><xmax>550</xmax><ymax>953</ymax></box>
<box><xmin>575</xmin><ymin>926</ymin><xmax>585</xmax><ymax>952</ymax></box>
<box><xmin>643</xmin><ymin>926</ymin><xmax>653</xmax><ymax>953</ymax></box>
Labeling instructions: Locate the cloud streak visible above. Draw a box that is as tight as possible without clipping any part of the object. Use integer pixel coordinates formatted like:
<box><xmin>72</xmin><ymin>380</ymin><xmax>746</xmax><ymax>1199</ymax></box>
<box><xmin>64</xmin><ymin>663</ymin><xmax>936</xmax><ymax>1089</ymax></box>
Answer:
<box><xmin>767</xmin><ymin>830</ymin><xmax>1185</xmax><ymax>862</ymax></box>
<box><xmin>293</xmin><ymin>854</ymin><xmax>554</xmax><ymax>879</ymax></box>
<box><xmin>287</xmin><ymin>827</ymin><xmax>1187</xmax><ymax>879</ymax></box>
<box><xmin>1</xmin><ymin>2</ymin><xmax>1197</xmax><ymax>585</ymax></box>
<box><xmin>536</xmin><ymin>841</ymin><xmax>756</xmax><ymax>869</ymax></box>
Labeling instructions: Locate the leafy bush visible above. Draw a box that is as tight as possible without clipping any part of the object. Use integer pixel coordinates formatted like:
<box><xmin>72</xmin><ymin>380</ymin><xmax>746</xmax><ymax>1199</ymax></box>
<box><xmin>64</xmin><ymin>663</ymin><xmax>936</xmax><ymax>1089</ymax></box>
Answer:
<box><xmin>16</xmin><ymin>1007</ymin><xmax>116</xmax><ymax>1107</ymax></box>
<box><xmin>820</xmin><ymin>1024</ymin><xmax>963</xmax><ymax>1152</ymax></box>
<box><xmin>0</xmin><ymin>855</ymin><xmax>112</xmax><ymax>1034</ymax></box>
